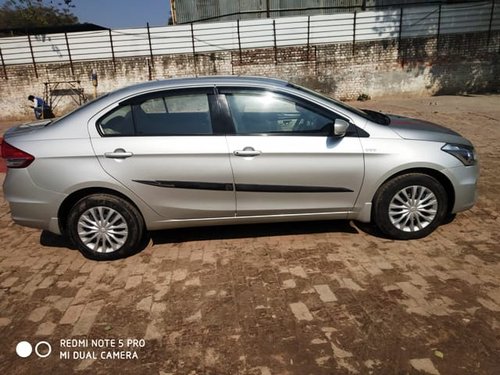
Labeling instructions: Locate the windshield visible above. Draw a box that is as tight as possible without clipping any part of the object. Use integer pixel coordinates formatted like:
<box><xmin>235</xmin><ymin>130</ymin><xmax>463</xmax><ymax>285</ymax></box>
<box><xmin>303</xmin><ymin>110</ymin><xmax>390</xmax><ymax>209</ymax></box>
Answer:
<box><xmin>287</xmin><ymin>83</ymin><xmax>390</xmax><ymax>125</ymax></box>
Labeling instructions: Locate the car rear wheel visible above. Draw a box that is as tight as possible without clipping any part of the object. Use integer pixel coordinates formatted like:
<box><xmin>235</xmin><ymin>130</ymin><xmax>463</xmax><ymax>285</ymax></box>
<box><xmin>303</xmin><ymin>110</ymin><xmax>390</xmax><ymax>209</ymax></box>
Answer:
<box><xmin>373</xmin><ymin>173</ymin><xmax>448</xmax><ymax>240</ymax></box>
<box><xmin>67</xmin><ymin>194</ymin><xmax>145</xmax><ymax>260</ymax></box>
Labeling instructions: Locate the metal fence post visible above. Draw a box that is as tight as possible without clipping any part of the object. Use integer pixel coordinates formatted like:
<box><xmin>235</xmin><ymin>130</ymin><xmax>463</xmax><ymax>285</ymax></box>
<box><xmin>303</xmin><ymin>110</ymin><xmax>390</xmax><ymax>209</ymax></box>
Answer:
<box><xmin>190</xmin><ymin>23</ymin><xmax>198</xmax><ymax>76</ymax></box>
<box><xmin>398</xmin><ymin>8</ymin><xmax>404</xmax><ymax>61</ymax></box>
<box><xmin>436</xmin><ymin>4</ymin><xmax>442</xmax><ymax>55</ymax></box>
<box><xmin>64</xmin><ymin>32</ymin><xmax>74</xmax><ymax>76</ymax></box>
<box><xmin>147</xmin><ymin>23</ymin><xmax>155</xmax><ymax>68</ymax></box>
<box><xmin>237</xmin><ymin>19</ymin><xmax>242</xmax><ymax>64</ymax></box>
<box><xmin>398</xmin><ymin>8</ymin><xmax>404</xmax><ymax>50</ymax></box>
<box><xmin>353</xmin><ymin>11</ymin><xmax>357</xmax><ymax>56</ymax></box>
<box><xmin>109</xmin><ymin>29</ymin><xmax>116</xmax><ymax>71</ymax></box>
<box><xmin>306</xmin><ymin>15</ymin><xmax>311</xmax><ymax>61</ymax></box>
<box><xmin>0</xmin><ymin>47</ymin><xmax>7</xmax><ymax>80</ymax></box>
<box><xmin>27</xmin><ymin>34</ymin><xmax>38</xmax><ymax>78</ymax></box>
<box><xmin>487</xmin><ymin>0</ymin><xmax>495</xmax><ymax>49</ymax></box>
<box><xmin>273</xmin><ymin>19</ymin><xmax>278</xmax><ymax>64</ymax></box>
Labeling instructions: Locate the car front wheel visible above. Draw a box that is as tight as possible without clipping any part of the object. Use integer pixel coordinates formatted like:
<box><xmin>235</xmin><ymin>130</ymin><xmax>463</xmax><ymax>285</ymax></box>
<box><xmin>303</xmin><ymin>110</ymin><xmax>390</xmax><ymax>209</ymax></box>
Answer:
<box><xmin>67</xmin><ymin>194</ymin><xmax>145</xmax><ymax>260</ymax></box>
<box><xmin>373</xmin><ymin>173</ymin><xmax>448</xmax><ymax>240</ymax></box>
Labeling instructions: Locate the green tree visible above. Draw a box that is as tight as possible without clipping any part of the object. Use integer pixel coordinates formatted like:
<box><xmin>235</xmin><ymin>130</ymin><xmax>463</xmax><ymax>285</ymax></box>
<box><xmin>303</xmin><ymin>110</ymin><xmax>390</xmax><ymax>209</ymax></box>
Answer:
<box><xmin>0</xmin><ymin>0</ymin><xmax>78</xmax><ymax>29</ymax></box>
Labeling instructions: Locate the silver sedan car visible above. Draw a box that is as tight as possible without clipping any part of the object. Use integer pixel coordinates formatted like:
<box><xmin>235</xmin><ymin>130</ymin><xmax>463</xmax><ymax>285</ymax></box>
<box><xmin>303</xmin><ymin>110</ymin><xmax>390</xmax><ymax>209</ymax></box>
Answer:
<box><xmin>1</xmin><ymin>76</ymin><xmax>478</xmax><ymax>260</ymax></box>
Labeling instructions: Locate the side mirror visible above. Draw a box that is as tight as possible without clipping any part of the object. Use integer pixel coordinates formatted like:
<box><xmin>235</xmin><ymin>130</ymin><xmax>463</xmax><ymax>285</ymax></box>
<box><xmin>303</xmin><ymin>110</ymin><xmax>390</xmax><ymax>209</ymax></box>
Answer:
<box><xmin>333</xmin><ymin>119</ymin><xmax>349</xmax><ymax>137</ymax></box>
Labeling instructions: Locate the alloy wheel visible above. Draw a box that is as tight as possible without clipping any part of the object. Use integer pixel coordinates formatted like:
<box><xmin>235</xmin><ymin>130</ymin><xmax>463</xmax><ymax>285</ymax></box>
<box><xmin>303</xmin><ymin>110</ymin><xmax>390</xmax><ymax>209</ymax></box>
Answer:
<box><xmin>77</xmin><ymin>206</ymin><xmax>128</xmax><ymax>253</ymax></box>
<box><xmin>388</xmin><ymin>185</ymin><xmax>438</xmax><ymax>232</ymax></box>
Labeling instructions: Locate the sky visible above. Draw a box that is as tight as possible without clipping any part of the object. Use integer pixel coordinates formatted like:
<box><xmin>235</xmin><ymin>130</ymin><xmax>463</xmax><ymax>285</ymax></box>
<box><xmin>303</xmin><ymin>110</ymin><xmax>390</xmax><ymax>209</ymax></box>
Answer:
<box><xmin>71</xmin><ymin>0</ymin><xmax>171</xmax><ymax>29</ymax></box>
<box><xmin>1</xmin><ymin>0</ymin><xmax>171</xmax><ymax>29</ymax></box>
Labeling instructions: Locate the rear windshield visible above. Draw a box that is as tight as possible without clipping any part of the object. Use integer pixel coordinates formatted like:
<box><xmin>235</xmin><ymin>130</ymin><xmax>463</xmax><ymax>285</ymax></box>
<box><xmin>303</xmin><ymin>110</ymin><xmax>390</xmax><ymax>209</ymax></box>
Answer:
<box><xmin>48</xmin><ymin>94</ymin><xmax>110</xmax><ymax>126</ymax></box>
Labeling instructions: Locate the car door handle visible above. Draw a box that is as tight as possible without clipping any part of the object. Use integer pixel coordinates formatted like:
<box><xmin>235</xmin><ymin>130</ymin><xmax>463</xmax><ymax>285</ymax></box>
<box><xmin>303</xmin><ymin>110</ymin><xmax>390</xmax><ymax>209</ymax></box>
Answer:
<box><xmin>104</xmin><ymin>148</ymin><xmax>133</xmax><ymax>159</ymax></box>
<box><xmin>233</xmin><ymin>147</ymin><xmax>262</xmax><ymax>157</ymax></box>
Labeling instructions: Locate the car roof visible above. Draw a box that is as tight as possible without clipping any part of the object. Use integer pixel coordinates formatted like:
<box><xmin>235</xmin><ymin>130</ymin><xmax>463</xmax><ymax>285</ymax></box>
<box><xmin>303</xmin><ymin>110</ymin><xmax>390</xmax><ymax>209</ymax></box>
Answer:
<box><xmin>109</xmin><ymin>75</ymin><xmax>290</xmax><ymax>98</ymax></box>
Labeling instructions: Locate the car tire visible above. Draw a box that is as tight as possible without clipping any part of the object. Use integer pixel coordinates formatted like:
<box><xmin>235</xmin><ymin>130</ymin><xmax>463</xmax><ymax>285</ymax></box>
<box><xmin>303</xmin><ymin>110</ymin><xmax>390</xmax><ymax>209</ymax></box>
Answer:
<box><xmin>373</xmin><ymin>173</ymin><xmax>448</xmax><ymax>240</ymax></box>
<box><xmin>67</xmin><ymin>194</ymin><xmax>145</xmax><ymax>260</ymax></box>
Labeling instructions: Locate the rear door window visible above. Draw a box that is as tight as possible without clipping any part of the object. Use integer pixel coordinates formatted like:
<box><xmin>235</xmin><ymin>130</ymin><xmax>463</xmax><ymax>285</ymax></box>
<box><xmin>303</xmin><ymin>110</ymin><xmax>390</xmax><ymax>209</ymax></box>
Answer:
<box><xmin>99</xmin><ymin>105</ymin><xmax>135</xmax><ymax>136</ymax></box>
<box><xmin>98</xmin><ymin>91</ymin><xmax>214</xmax><ymax>136</ymax></box>
<box><xmin>134</xmin><ymin>93</ymin><xmax>212</xmax><ymax>136</ymax></box>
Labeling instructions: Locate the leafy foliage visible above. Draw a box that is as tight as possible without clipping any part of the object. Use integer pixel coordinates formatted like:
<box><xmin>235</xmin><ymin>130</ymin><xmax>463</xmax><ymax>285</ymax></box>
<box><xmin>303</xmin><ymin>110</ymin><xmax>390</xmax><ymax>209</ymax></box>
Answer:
<box><xmin>0</xmin><ymin>0</ymin><xmax>78</xmax><ymax>29</ymax></box>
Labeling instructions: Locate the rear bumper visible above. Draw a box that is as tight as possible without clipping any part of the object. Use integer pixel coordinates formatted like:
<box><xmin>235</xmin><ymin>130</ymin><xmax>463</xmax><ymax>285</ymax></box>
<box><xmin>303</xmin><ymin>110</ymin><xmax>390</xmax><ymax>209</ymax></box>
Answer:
<box><xmin>3</xmin><ymin>169</ymin><xmax>65</xmax><ymax>235</ymax></box>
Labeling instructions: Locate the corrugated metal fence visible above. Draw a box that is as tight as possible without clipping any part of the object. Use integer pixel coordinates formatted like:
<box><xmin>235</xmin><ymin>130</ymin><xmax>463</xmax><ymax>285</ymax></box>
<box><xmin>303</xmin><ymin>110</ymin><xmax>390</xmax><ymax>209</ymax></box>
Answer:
<box><xmin>173</xmin><ymin>0</ymin><xmax>440</xmax><ymax>23</ymax></box>
<box><xmin>174</xmin><ymin>0</ymin><xmax>363</xmax><ymax>23</ymax></box>
<box><xmin>0</xmin><ymin>1</ymin><xmax>498</xmax><ymax>70</ymax></box>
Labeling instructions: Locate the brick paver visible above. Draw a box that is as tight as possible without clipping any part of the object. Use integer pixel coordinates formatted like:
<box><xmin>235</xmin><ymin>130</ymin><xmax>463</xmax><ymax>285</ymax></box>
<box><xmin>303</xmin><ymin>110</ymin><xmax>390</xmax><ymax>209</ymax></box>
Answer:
<box><xmin>0</xmin><ymin>95</ymin><xmax>499</xmax><ymax>374</ymax></box>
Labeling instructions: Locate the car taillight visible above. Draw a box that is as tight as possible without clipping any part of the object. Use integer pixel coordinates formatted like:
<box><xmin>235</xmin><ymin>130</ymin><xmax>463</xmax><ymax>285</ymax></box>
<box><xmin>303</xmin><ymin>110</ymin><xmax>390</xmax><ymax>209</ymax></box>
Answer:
<box><xmin>0</xmin><ymin>140</ymin><xmax>35</xmax><ymax>168</ymax></box>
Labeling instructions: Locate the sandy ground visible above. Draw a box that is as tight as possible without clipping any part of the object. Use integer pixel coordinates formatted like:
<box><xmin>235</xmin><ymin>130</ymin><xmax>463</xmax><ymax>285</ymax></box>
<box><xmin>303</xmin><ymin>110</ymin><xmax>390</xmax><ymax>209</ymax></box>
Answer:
<box><xmin>0</xmin><ymin>95</ymin><xmax>499</xmax><ymax>374</ymax></box>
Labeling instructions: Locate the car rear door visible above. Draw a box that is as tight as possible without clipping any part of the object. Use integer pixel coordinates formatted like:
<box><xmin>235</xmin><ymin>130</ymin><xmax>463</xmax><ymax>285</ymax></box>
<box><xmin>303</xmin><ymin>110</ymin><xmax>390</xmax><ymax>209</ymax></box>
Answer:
<box><xmin>89</xmin><ymin>88</ymin><xmax>236</xmax><ymax>220</ymax></box>
<box><xmin>219</xmin><ymin>88</ymin><xmax>364</xmax><ymax>217</ymax></box>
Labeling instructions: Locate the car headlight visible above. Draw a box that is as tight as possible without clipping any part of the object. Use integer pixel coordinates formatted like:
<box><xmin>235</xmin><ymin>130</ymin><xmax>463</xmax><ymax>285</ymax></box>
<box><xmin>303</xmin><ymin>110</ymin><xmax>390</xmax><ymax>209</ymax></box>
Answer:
<box><xmin>441</xmin><ymin>143</ymin><xmax>477</xmax><ymax>166</ymax></box>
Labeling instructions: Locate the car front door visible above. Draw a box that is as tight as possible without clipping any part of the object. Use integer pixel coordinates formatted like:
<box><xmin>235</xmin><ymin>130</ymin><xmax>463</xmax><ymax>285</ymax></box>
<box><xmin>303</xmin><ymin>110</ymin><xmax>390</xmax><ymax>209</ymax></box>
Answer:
<box><xmin>89</xmin><ymin>88</ymin><xmax>235</xmax><ymax>220</ymax></box>
<box><xmin>219</xmin><ymin>88</ymin><xmax>364</xmax><ymax>217</ymax></box>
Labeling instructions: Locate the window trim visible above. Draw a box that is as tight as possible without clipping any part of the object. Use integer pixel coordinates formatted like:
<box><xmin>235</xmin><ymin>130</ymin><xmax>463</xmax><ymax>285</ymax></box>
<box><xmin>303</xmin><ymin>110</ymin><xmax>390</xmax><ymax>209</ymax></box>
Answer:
<box><xmin>118</xmin><ymin>87</ymin><xmax>214</xmax><ymax>106</ymax></box>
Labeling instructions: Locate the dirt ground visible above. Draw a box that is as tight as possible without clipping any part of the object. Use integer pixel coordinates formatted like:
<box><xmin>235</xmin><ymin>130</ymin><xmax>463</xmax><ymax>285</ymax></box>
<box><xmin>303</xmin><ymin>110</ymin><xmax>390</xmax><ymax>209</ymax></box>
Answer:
<box><xmin>0</xmin><ymin>95</ymin><xmax>499</xmax><ymax>375</ymax></box>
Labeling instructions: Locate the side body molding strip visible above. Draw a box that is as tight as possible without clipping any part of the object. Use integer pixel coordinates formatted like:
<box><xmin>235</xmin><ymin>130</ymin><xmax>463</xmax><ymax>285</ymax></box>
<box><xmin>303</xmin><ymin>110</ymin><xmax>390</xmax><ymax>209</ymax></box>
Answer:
<box><xmin>134</xmin><ymin>180</ymin><xmax>353</xmax><ymax>193</ymax></box>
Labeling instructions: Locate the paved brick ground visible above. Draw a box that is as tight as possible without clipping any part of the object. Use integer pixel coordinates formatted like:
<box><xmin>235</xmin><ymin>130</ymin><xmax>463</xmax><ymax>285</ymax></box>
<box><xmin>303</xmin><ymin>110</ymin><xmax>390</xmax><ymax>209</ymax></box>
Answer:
<box><xmin>0</xmin><ymin>95</ymin><xmax>499</xmax><ymax>375</ymax></box>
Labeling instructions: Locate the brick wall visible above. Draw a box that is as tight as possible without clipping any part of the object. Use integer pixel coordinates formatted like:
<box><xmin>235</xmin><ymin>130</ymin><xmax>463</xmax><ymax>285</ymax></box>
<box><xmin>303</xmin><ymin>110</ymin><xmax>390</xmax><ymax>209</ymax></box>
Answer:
<box><xmin>1</xmin><ymin>31</ymin><xmax>498</xmax><ymax>120</ymax></box>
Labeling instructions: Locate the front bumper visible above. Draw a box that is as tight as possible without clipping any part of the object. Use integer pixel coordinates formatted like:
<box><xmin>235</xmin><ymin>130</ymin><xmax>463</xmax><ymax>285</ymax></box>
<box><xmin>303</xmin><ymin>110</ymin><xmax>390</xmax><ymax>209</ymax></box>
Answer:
<box><xmin>443</xmin><ymin>163</ymin><xmax>479</xmax><ymax>213</ymax></box>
